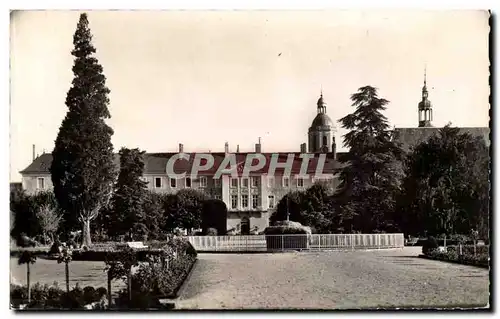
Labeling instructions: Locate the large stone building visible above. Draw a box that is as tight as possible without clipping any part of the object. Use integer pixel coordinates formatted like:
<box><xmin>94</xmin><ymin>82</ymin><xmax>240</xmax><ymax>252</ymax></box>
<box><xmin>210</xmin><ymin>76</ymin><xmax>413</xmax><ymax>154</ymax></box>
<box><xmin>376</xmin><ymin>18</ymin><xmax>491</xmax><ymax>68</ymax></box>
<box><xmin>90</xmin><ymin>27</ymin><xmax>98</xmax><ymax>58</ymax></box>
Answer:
<box><xmin>20</xmin><ymin>93</ymin><xmax>342</xmax><ymax>234</ymax></box>
<box><xmin>19</xmin><ymin>78</ymin><xmax>489</xmax><ymax>233</ymax></box>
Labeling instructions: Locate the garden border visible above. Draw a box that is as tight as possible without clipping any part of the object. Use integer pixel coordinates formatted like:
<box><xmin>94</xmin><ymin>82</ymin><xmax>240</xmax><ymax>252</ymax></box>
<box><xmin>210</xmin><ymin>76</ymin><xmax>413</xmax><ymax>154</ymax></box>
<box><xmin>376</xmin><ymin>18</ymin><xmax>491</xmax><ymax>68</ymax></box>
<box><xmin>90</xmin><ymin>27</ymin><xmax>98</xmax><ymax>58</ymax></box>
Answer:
<box><xmin>418</xmin><ymin>254</ymin><xmax>489</xmax><ymax>269</ymax></box>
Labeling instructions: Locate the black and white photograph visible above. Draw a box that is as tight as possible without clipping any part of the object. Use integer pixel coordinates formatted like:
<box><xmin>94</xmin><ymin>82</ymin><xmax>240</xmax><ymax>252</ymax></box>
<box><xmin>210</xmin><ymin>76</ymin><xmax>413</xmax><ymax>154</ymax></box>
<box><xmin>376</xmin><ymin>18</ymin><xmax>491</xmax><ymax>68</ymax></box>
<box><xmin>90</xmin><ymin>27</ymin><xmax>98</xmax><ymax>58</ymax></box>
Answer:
<box><xmin>8</xmin><ymin>9</ymin><xmax>491</xmax><ymax>310</ymax></box>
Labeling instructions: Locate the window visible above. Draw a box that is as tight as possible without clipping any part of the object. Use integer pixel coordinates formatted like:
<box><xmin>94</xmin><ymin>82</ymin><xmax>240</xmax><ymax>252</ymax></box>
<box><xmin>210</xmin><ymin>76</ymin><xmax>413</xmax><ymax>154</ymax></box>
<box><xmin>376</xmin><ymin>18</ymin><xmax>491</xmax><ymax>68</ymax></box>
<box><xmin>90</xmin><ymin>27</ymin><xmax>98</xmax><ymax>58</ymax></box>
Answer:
<box><xmin>214</xmin><ymin>194</ymin><xmax>221</xmax><ymax>200</ymax></box>
<box><xmin>267</xmin><ymin>176</ymin><xmax>274</xmax><ymax>188</ymax></box>
<box><xmin>282</xmin><ymin>176</ymin><xmax>290</xmax><ymax>187</ymax></box>
<box><xmin>251</xmin><ymin>176</ymin><xmax>259</xmax><ymax>187</ymax></box>
<box><xmin>231</xmin><ymin>178</ymin><xmax>238</xmax><ymax>188</ymax></box>
<box><xmin>323</xmin><ymin>135</ymin><xmax>328</xmax><ymax>146</ymax></box>
<box><xmin>242</xmin><ymin>178</ymin><xmax>249</xmax><ymax>188</ymax></box>
<box><xmin>214</xmin><ymin>178</ymin><xmax>221</xmax><ymax>187</ymax></box>
<box><xmin>252</xmin><ymin>195</ymin><xmax>259</xmax><ymax>209</ymax></box>
<box><xmin>37</xmin><ymin>177</ymin><xmax>45</xmax><ymax>189</ymax></box>
<box><xmin>231</xmin><ymin>195</ymin><xmax>238</xmax><ymax>209</ymax></box>
<box><xmin>185</xmin><ymin>177</ymin><xmax>192</xmax><ymax>188</ymax></box>
<box><xmin>155</xmin><ymin>177</ymin><xmax>162</xmax><ymax>188</ymax></box>
<box><xmin>297</xmin><ymin>177</ymin><xmax>304</xmax><ymax>187</ymax></box>
<box><xmin>200</xmin><ymin>176</ymin><xmax>207</xmax><ymax>188</ymax></box>
<box><xmin>170</xmin><ymin>177</ymin><xmax>177</xmax><ymax>188</ymax></box>
<box><xmin>241</xmin><ymin>195</ymin><xmax>249</xmax><ymax>208</ymax></box>
<box><xmin>268</xmin><ymin>195</ymin><xmax>275</xmax><ymax>208</ymax></box>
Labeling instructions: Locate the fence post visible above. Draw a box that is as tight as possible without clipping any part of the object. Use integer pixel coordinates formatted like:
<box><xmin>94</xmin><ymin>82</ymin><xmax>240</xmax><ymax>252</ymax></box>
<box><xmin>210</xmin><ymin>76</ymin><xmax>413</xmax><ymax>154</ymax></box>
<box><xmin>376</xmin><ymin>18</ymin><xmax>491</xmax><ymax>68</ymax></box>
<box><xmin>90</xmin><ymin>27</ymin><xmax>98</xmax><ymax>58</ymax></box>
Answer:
<box><xmin>459</xmin><ymin>244</ymin><xmax>462</xmax><ymax>256</ymax></box>
<box><xmin>319</xmin><ymin>235</ymin><xmax>321</xmax><ymax>251</ymax></box>
<box><xmin>215</xmin><ymin>237</ymin><xmax>218</xmax><ymax>252</ymax></box>
<box><xmin>351</xmin><ymin>234</ymin><xmax>354</xmax><ymax>251</ymax></box>
<box><xmin>281</xmin><ymin>235</ymin><xmax>284</xmax><ymax>252</ymax></box>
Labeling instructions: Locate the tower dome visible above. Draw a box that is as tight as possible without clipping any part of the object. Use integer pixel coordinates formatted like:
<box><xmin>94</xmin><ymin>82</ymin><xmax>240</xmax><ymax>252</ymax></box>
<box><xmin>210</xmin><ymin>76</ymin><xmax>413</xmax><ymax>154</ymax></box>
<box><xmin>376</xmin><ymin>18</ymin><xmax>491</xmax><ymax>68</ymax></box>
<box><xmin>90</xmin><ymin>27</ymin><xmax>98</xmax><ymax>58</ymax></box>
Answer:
<box><xmin>308</xmin><ymin>91</ymin><xmax>336</xmax><ymax>153</ymax></box>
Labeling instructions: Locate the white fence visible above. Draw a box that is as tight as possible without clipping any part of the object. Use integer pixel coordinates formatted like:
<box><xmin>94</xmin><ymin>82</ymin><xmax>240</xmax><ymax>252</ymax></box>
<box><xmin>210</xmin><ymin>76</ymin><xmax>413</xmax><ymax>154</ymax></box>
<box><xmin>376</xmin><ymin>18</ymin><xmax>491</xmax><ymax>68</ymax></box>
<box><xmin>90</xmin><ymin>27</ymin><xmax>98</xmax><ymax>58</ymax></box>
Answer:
<box><xmin>187</xmin><ymin>233</ymin><xmax>404</xmax><ymax>252</ymax></box>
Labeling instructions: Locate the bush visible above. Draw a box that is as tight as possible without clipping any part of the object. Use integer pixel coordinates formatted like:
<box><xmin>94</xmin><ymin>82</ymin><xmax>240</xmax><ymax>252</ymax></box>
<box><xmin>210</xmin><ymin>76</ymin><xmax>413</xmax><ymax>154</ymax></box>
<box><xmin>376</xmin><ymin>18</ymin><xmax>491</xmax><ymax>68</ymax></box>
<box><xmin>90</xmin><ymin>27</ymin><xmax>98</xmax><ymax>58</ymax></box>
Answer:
<box><xmin>16</xmin><ymin>234</ymin><xmax>37</xmax><ymax>248</ymax></box>
<box><xmin>206</xmin><ymin>228</ymin><xmax>218</xmax><ymax>236</ymax></box>
<box><xmin>11</xmin><ymin>283</ymin><xmax>107</xmax><ymax>309</ymax></box>
<box><xmin>114</xmin><ymin>237</ymin><xmax>197</xmax><ymax>308</ymax></box>
<box><xmin>422</xmin><ymin>236</ymin><xmax>439</xmax><ymax>255</ymax></box>
<box><xmin>48</xmin><ymin>240</ymin><xmax>61</xmax><ymax>255</ymax></box>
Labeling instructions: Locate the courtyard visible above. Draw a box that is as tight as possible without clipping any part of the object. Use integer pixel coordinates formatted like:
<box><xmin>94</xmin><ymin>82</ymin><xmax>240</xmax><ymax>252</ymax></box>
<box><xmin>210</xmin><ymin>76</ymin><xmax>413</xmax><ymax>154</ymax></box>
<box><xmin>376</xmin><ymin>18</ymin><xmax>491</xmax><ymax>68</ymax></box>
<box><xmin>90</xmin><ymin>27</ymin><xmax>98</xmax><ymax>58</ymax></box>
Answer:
<box><xmin>176</xmin><ymin>247</ymin><xmax>490</xmax><ymax>309</ymax></box>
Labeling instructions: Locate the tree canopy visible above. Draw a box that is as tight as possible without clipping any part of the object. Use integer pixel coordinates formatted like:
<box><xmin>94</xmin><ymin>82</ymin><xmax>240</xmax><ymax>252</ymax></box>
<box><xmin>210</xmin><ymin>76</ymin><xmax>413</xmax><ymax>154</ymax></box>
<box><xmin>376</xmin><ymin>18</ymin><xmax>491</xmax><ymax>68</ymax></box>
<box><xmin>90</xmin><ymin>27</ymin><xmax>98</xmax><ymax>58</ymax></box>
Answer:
<box><xmin>50</xmin><ymin>13</ymin><xmax>116</xmax><ymax>246</ymax></box>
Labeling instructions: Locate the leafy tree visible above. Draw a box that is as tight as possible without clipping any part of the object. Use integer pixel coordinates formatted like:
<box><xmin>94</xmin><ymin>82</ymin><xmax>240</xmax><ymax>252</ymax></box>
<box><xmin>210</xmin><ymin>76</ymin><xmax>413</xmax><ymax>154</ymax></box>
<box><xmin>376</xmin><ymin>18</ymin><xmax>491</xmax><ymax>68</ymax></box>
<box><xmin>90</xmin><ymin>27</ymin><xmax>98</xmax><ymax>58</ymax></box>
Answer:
<box><xmin>109</xmin><ymin>148</ymin><xmax>148</xmax><ymax>240</ymax></box>
<box><xmin>271</xmin><ymin>184</ymin><xmax>335</xmax><ymax>233</ymax></box>
<box><xmin>18</xmin><ymin>251</ymin><xmax>37</xmax><ymax>303</ymax></box>
<box><xmin>165</xmin><ymin>189</ymin><xmax>207</xmax><ymax>234</ymax></box>
<box><xmin>36</xmin><ymin>204</ymin><xmax>62</xmax><ymax>244</ymax></box>
<box><xmin>399</xmin><ymin>125</ymin><xmax>490</xmax><ymax>238</ymax></box>
<box><xmin>11</xmin><ymin>190</ymin><xmax>58</xmax><ymax>241</ymax></box>
<box><xmin>337</xmin><ymin>86</ymin><xmax>403</xmax><ymax>233</ymax></box>
<box><xmin>142</xmin><ymin>191</ymin><xmax>167</xmax><ymax>240</ymax></box>
<box><xmin>57</xmin><ymin>246</ymin><xmax>73</xmax><ymax>293</ymax></box>
<box><xmin>271</xmin><ymin>190</ymin><xmax>304</xmax><ymax>225</ymax></box>
<box><xmin>50</xmin><ymin>13</ymin><xmax>116</xmax><ymax>247</ymax></box>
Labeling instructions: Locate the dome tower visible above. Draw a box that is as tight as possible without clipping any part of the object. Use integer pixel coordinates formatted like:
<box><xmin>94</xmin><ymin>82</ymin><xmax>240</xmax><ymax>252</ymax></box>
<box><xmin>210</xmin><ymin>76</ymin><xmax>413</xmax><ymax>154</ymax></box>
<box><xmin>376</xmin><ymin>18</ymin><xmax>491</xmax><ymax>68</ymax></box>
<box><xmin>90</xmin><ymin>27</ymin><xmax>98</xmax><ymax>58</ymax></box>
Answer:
<box><xmin>308</xmin><ymin>91</ymin><xmax>336</xmax><ymax>153</ymax></box>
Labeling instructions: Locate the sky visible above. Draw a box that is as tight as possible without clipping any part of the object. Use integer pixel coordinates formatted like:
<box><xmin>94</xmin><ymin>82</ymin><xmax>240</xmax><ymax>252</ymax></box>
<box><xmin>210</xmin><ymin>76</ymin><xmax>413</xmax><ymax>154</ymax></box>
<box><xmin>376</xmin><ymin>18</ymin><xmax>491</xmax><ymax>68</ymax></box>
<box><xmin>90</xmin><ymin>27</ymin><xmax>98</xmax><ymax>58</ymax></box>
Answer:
<box><xmin>9</xmin><ymin>10</ymin><xmax>490</xmax><ymax>182</ymax></box>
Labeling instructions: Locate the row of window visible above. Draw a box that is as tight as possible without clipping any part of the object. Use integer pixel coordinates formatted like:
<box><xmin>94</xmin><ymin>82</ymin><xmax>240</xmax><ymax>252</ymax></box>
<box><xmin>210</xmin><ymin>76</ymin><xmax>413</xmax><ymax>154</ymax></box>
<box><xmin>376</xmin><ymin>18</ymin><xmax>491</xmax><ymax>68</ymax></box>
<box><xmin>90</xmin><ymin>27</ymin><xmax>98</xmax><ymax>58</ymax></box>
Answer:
<box><xmin>230</xmin><ymin>176</ymin><xmax>305</xmax><ymax>188</ymax></box>
<box><xmin>35</xmin><ymin>175</ymin><xmax>312</xmax><ymax>191</ymax></box>
<box><xmin>230</xmin><ymin>194</ymin><xmax>275</xmax><ymax>210</ymax></box>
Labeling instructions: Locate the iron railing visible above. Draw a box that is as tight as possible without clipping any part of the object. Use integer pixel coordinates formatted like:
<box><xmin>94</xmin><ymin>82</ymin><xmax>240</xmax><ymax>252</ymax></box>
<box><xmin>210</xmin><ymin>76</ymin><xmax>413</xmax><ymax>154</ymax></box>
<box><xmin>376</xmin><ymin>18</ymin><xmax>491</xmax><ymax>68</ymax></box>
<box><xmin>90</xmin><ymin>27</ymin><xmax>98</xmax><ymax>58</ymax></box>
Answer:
<box><xmin>187</xmin><ymin>233</ymin><xmax>404</xmax><ymax>252</ymax></box>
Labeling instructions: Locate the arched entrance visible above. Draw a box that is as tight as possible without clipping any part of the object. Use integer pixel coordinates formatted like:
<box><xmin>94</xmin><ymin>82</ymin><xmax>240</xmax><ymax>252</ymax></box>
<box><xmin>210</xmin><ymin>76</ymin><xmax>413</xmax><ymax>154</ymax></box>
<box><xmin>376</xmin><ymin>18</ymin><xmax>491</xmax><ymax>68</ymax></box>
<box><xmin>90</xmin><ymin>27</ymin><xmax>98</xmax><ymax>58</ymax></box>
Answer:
<box><xmin>241</xmin><ymin>217</ymin><xmax>250</xmax><ymax>235</ymax></box>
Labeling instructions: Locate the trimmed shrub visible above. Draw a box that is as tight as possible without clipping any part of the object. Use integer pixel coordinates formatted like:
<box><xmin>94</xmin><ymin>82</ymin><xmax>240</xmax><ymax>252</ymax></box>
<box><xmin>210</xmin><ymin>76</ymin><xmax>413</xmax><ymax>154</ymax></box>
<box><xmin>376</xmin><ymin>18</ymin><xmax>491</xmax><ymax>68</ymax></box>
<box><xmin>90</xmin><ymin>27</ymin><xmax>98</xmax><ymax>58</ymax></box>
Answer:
<box><xmin>206</xmin><ymin>228</ymin><xmax>218</xmax><ymax>236</ymax></box>
<box><xmin>422</xmin><ymin>236</ymin><xmax>439</xmax><ymax>255</ymax></box>
<box><xmin>264</xmin><ymin>221</ymin><xmax>311</xmax><ymax>250</ymax></box>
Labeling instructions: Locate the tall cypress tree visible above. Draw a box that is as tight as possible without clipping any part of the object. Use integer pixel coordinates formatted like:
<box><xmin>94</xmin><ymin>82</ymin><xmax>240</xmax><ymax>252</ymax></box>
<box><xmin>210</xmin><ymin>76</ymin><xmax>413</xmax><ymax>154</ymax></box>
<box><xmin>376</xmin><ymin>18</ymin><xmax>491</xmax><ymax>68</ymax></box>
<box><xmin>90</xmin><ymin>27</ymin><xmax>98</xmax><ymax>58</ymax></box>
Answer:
<box><xmin>51</xmin><ymin>13</ymin><xmax>116</xmax><ymax>247</ymax></box>
<box><xmin>337</xmin><ymin>86</ymin><xmax>403</xmax><ymax>232</ymax></box>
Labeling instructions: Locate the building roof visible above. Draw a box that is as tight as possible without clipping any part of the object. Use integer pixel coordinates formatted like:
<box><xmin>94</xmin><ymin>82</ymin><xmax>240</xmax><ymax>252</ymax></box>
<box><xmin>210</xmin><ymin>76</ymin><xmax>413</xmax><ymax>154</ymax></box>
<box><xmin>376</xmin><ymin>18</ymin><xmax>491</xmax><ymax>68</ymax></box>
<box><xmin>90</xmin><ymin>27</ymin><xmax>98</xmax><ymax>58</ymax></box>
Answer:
<box><xmin>394</xmin><ymin>126</ymin><xmax>490</xmax><ymax>152</ymax></box>
<box><xmin>20</xmin><ymin>152</ymin><xmax>348</xmax><ymax>176</ymax></box>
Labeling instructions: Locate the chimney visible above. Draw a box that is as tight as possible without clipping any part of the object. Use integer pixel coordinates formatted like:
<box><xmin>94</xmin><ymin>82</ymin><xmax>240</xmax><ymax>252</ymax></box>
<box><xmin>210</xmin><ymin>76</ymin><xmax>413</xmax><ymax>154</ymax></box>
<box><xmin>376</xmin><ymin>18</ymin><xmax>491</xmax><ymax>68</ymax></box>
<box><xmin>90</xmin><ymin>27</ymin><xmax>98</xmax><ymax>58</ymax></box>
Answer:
<box><xmin>32</xmin><ymin>144</ymin><xmax>35</xmax><ymax>161</ymax></box>
<box><xmin>236</xmin><ymin>145</ymin><xmax>240</xmax><ymax>153</ymax></box>
<box><xmin>255</xmin><ymin>137</ymin><xmax>262</xmax><ymax>153</ymax></box>
<box><xmin>225</xmin><ymin>142</ymin><xmax>229</xmax><ymax>154</ymax></box>
<box><xmin>179</xmin><ymin>143</ymin><xmax>184</xmax><ymax>153</ymax></box>
<box><xmin>300</xmin><ymin>143</ymin><xmax>307</xmax><ymax>153</ymax></box>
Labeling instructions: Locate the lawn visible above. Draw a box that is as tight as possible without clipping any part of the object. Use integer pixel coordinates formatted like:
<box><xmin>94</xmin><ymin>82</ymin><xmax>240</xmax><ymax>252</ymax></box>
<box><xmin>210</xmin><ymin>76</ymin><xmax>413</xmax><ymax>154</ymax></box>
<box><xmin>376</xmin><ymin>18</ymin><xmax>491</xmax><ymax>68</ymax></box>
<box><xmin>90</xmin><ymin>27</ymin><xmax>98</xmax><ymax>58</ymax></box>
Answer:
<box><xmin>10</xmin><ymin>257</ymin><xmax>126</xmax><ymax>294</ymax></box>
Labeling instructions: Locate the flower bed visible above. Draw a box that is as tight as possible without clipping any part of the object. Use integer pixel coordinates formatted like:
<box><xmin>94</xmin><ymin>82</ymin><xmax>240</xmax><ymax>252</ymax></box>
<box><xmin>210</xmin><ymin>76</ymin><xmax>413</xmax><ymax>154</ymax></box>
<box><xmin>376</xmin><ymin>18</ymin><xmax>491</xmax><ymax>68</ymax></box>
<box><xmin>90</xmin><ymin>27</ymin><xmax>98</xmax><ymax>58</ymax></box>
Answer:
<box><xmin>420</xmin><ymin>245</ymin><xmax>489</xmax><ymax>268</ymax></box>
<box><xmin>10</xmin><ymin>283</ymin><xmax>107</xmax><ymax>310</ymax></box>
<box><xmin>113</xmin><ymin>238</ymin><xmax>197</xmax><ymax>309</ymax></box>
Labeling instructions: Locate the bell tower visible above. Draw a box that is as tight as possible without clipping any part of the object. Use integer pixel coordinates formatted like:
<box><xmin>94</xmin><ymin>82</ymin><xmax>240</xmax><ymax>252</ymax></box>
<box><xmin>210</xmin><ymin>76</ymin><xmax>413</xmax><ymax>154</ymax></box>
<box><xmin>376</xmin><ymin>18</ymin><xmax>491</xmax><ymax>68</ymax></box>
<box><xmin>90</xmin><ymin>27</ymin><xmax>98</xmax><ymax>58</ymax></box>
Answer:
<box><xmin>418</xmin><ymin>67</ymin><xmax>433</xmax><ymax>127</ymax></box>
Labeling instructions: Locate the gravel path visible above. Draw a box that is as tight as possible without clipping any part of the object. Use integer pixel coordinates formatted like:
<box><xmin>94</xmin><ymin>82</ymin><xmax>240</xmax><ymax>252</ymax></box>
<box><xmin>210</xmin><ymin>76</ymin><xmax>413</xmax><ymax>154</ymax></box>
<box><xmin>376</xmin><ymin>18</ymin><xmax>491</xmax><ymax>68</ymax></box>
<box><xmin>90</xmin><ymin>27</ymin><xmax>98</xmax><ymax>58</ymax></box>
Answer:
<box><xmin>176</xmin><ymin>248</ymin><xmax>490</xmax><ymax>309</ymax></box>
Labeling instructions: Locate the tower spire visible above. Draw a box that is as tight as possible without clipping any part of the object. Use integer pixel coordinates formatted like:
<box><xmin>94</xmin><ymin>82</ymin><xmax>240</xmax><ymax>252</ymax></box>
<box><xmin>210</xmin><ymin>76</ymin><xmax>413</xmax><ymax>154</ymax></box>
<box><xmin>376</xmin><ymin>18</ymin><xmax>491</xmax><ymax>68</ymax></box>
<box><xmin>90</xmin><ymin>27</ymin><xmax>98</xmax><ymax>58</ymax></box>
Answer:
<box><xmin>418</xmin><ymin>65</ymin><xmax>432</xmax><ymax>128</ymax></box>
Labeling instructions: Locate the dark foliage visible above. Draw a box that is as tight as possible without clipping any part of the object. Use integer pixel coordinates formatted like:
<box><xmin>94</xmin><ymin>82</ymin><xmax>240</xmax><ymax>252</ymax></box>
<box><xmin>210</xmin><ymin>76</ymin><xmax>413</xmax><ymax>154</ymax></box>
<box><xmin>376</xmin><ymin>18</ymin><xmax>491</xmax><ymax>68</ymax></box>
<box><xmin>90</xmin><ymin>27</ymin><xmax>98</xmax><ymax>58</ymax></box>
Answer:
<box><xmin>422</xmin><ymin>236</ymin><xmax>439</xmax><ymax>255</ymax></box>
<box><xmin>50</xmin><ymin>13</ymin><xmax>116</xmax><ymax>247</ymax></box>
<box><xmin>201</xmin><ymin>199</ymin><xmax>228</xmax><ymax>235</ymax></box>
<box><xmin>336</xmin><ymin>86</ymin><xmax>404</xmax><ymax>233</ymax></box>
<box><xmin>398</xmin><ymin>125</ymin><xmax>490</xmax><ymax>238</ymax></box>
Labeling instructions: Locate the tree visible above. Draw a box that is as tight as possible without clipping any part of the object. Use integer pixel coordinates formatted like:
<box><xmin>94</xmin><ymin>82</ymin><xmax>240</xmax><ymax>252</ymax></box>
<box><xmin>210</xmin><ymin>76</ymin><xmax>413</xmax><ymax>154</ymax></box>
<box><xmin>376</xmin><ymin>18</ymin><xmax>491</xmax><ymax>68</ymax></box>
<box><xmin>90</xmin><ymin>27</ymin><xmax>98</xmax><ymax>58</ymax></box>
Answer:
<box><xmin>11</xmin><ymin>190</ymin><xmax>58</xmax><ymax>242</ymax></box>
<box><xmin>36</xmin><ymin>204</ymin><xmax>62</xmax><ymax>243</ymax></box>
<box><xmin>166</xmin><ymin>189</ymin><xmax>207</xmax><ymax>234</ymax></box>
<box><xmin>399</xmin><ymin>125</ymin><xmax>490</xmax><ymax>237</ymax></box>
<box><xmin>50</xmin><ymin>13</ymin><xmax>116</xmax><ymax>247</ymax></box>
<box><xmin>142</xmin><ymin>191</ymin><xmax>167</xmax><ymax>240</ymax></box>
<box><xmin>270</xmin><ymin>184</ymin><xmax>335</xmax><ymax>233</ymax></box>
<box><xmin>18</xmin><ymin>251</ymin><xmax>37</xmax><ymax>303</ymax></box>
<box><xmin>109</xmin><ymin>148</ymin><xmax>148</xmax><ymax>240</ymax></box>
<box><xmin>57</xmin><ymin>246</ymin><xmax>73</xmax><ymax>293</ymax></box>
<box><xmin>201</xmin><ymin>199</ymin><xmax>228</xmax><ymax>235</ymax></box>
<box><xmin>337</xmin><ymin>86</ymin><xmax>404</xmax><ymax>233</ymax></box>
